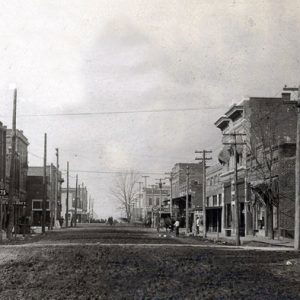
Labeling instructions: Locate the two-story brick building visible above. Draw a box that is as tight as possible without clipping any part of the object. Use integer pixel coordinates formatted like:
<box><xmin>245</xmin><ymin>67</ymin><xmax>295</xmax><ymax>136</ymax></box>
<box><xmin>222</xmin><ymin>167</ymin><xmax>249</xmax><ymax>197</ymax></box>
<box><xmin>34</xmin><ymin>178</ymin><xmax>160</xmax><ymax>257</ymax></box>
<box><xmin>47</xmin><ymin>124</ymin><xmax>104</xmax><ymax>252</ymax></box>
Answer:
<box><xmin>215</xmin><ymin>89</ymin><xmax>297</xmax><ymax>238</ymax></box>
<box><xmin>170</xmin><ymin>162</ymin><xmax>203</xmax><ymax>230</ymax></box>
<box><xmin>26</xmin><ymin>165</ymin><xmax>62</xmax><ymax>227</ymax></box>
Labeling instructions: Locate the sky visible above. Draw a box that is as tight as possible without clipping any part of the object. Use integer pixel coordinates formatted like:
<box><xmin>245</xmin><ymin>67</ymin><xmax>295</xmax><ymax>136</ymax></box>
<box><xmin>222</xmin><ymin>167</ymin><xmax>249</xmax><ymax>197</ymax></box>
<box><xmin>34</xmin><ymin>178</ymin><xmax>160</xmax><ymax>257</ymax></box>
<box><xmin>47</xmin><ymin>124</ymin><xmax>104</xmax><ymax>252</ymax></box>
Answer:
<box><xmin>0</xmin><ymin>0</ymin><xmax>300</xmax><ymax>218</ymax></box>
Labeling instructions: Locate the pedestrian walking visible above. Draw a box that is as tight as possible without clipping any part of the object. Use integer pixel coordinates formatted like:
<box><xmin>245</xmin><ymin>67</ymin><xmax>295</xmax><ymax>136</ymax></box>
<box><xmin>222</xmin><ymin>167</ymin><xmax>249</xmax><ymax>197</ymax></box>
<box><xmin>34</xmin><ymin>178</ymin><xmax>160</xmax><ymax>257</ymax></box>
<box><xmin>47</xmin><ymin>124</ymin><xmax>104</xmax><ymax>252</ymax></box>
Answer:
<box><xmin>196</xmin><ymin>217</ymin><xmax>200</xmax><ymax>236</ymax></box>
<box><xmin>174</xmin><ymin>219</ymin><xmax>180</xmax><ymax>237</ymax></box>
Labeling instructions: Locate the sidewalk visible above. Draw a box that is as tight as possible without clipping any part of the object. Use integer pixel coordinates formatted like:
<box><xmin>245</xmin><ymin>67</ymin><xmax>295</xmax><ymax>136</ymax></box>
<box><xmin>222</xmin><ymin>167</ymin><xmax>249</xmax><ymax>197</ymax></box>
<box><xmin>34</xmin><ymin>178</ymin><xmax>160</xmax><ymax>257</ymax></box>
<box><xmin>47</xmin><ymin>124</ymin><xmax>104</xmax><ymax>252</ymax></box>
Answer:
<box><xmin>189</xmin><ymin>230</ymin><xmax>294</xmax><ymax>248</ymax></box>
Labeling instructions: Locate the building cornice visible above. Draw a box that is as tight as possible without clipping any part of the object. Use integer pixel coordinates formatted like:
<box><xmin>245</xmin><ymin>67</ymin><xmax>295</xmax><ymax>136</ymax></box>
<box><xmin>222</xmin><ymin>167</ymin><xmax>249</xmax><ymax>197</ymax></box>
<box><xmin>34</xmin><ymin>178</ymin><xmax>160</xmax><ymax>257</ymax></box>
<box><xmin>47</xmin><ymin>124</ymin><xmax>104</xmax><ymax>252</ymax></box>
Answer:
<box><xmin>214</xmin><ymin>116</ymin><xmax>230</xmax><ymax>130</ymax></box>
<box><xmin>225</xmin><ymin>105</ymin><xmax>244</xmax><ymax>120</ymax></box>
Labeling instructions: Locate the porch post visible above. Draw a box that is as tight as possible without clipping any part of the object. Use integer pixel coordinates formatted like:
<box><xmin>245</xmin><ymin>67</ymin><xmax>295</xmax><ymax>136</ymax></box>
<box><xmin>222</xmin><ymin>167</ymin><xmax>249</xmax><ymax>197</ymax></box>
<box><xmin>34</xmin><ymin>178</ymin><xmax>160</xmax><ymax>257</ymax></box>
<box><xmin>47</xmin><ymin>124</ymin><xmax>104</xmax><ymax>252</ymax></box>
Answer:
<box><xmin>244</xmin><ymin>178</ymin><xmax>248</xmax><ymax>236</ymax></box>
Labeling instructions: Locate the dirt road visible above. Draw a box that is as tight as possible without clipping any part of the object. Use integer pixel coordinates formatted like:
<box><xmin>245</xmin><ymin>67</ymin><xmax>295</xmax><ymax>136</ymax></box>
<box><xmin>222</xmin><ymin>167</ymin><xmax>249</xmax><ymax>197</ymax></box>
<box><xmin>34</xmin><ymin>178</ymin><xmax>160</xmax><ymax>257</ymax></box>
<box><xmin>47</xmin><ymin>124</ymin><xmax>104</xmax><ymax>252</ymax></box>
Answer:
<box><xmin>0</xmin><ymin>224</ymin><xmax>299</xmax><ymax>299</ymax></box>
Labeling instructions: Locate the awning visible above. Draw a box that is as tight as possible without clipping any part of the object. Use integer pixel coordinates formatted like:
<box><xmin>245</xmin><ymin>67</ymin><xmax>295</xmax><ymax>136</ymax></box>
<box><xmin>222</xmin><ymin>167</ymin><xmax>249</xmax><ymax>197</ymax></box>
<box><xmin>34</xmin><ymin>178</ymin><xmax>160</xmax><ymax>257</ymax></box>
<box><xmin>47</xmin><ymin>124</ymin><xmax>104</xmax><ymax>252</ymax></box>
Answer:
<box><xmin>218</xmin><ymin>145</ymin><xmax>232</xmax><ymax>165</ymax></box>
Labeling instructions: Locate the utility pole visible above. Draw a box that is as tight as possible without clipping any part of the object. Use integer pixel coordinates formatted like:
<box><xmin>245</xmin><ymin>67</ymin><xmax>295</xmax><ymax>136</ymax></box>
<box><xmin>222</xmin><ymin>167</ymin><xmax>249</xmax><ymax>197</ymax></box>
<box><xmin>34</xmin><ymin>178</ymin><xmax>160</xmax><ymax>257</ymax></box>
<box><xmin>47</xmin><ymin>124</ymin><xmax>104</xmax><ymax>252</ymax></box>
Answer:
<box><xmin>186</xmin><ymin>166</ymin><xmax>190</xmax><ymax>235</ymax></box>
<box><xmin>223</xmin><ymin>133</ymin><xmax>246</xmax><ymax>246</ymax></box>
<box><xmin>65</xmin><ymin>161</ymin><xmax>69</xmax><ymax>228</ymax></box>
<box><xmin>7</xmin><ymin>89</ymin><xmax>17</xmax><ymax>240</ymax></box>
<box><xmin>78</xmin><ymin>183</ymin><xmax>81</xmax><ymax>223</ymax></box>
<box><xmin>91</xmin><ymin>198</ymin><xmax>94</xmax><ymax>220</ymax></box>
<box><xmin>165</xmin><ymin>172</ymin><xmax>173</xmax><ymax>217</ymax></box>
<box><xmin>295</xmin><ymin>85</ymin><xmax>300</xmax><ymax>250</ymax></box>
<box><xmin>42</xmin><ymin>133</ymin><xmax>47</xmax><ymax>234</ymax></box>
<box><xmin>74</xmin><ymin>174</ymin><xmax>78</xmax><ymax>227</ymax></box>
<box><xmin>155</xmin><ymin>178</ymin><xmax>164</xmax><ymax>208</ymax></box>
<box><xmin>195</xmin><ymin>150</ymin><xmax>212</xmax><ymax>238</ymax></box>
<box><xmin>155</xmin><ymin>178</ymin><xmax>164</xmax><ymax>230</ymax></box>
<box><xmin>88</xmin><ymin>195</ymin><xmax>91</xmax><ymax>223</ymax></box>
<box><xmin>54</xmin><ymin>148</ymin><xmax>59</xmax><ymax>228</ymax></box>
<box><xmin>138</xmin><ymin>181</ymin><xmax>143</xmax><ymax>218</ymax></box>
<box><xmin>49</xmin><ymin>163</ymin><xmax>54</xmax><ymax>230</ymax></box>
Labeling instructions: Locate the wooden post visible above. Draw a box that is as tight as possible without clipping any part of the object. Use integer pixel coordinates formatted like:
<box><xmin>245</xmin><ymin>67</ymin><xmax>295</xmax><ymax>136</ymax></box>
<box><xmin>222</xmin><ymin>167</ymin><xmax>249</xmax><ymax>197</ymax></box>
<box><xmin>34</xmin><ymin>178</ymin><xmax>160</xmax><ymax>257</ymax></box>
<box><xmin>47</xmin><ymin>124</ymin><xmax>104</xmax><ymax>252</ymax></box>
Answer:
<box><xmin>54</xmin><ymin>148</ymin><xmax>59</xmax><ymax>227</ymax></box>
<box><xmin>186</xmin><ymin>166</ymin><xmax>190</xmax><ymax>234</ymax></box>
<box><xmin>42</xmin><ymin>133</ymin><xmax>47</xmax><ymax>234</ymax></box>
<box><xmin>74</xmin><ymin>174</ymin><xmax>78</xmax><ymax>227</ymax></box>
<box><xmin>295</xmin><ymin>86</ymin><xmax>300</xmax><ymax>250</ymax></box>
<box><xmin>65</xmin><ymin>161</ymin><xmax>69</xmax><ymax>228</ymax></box>
<box><xmin>7</xmin><ymin>89</ymin><xmax>17</xmax><ymax>240</ymax></box>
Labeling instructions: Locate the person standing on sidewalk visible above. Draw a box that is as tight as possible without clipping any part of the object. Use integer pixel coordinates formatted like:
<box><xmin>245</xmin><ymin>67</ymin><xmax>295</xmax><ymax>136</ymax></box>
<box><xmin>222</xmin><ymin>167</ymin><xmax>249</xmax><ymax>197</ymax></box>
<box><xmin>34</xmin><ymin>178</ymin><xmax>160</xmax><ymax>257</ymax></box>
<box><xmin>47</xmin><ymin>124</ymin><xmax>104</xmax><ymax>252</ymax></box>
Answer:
<box><xmin>196</xmin><ymin>217</ymin><xmax>200</xmax><ymax>236</ymax></box>
<box><xmin>174</xmin><ymin>219</ymin><xmax>180</xmax><ymax>237</ymax></box>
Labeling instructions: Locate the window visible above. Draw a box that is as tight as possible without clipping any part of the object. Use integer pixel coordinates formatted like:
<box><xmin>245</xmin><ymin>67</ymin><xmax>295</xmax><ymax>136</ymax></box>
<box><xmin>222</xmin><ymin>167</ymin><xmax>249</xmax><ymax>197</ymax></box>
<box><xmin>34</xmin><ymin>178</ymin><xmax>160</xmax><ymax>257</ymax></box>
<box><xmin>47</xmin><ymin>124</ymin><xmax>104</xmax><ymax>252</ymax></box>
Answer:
<box><xmin>33</xmin><ymin>200</ymin><xmax>42</xmax><ymax>209</ymax></box>
<box><xmin>213</xmin><ymin>195</ymin><xmax>217</xmax><ymax>206</ymax></box>
<box><xmin>149</xmin><ymin>197</ymin><xmax>152</xmax><ymax>206</ymax></box>
<box><xmin>156</xmin><ymin>198</ymin><xmax>160</xmax><ymax>206</ymax></box>
<box><xmin>32</xmin><ymin>200</ymin><xmax>49</xmax><ymax>210</ymax></box>
<box><xmin>206</xmin><ymin>197</ymin><xmax>209</xmax><ymax>207</ymax></box>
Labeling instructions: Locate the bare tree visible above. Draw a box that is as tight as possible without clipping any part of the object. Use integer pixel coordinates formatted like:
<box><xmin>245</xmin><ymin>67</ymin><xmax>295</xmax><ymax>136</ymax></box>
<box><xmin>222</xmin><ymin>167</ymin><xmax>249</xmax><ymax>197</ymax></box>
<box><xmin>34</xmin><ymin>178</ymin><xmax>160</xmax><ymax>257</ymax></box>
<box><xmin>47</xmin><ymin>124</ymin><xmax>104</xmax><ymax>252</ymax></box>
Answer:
<box><xmin>110</xmin><ymin>170</ymin><xmax>139</xmax><ymax>222</ymax></box>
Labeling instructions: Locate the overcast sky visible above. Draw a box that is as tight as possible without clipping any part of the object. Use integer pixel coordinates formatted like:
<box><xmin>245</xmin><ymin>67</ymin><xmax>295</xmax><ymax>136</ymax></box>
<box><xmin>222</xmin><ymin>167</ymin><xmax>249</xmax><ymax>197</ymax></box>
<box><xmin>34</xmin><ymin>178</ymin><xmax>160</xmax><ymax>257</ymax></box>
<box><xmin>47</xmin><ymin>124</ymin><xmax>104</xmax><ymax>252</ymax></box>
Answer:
<box><xmin>0</xmin><ymin>1</ymin><xmax>300</xmax><ymax>218</ymax></box>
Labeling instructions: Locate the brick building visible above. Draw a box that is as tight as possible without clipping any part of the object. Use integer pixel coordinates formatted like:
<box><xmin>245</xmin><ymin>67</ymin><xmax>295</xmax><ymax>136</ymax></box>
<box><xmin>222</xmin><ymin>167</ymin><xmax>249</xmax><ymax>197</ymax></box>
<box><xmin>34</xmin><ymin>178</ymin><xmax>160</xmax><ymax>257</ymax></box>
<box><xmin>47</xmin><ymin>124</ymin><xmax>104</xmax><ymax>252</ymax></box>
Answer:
<box><xmin>170</xmin><ymin>162</ymin><xmax>203</xmax><ymax>229</ymax></box>
<box><xmin>215</xmin><ymin>89</ymin><xmax>297</xmax><ymax>238</ymax></box>
<box><xmin>3</xmin><ymin>129</ymin><xmax>29</xmax><ymax>231</ymax></box>
<box><xmin>26</xmin><ymin>165</ymin><xmax>62</xmax><ymax>227</ymax></box>
<box><xmin>206</xmin><ymin>164</ymin><xmax>223</xmax><ymax>233</ymax></box>
<box><xmin>6</xmin><ymin>129</ymin><xmax>29</xmax><ymax>204</ymax></box>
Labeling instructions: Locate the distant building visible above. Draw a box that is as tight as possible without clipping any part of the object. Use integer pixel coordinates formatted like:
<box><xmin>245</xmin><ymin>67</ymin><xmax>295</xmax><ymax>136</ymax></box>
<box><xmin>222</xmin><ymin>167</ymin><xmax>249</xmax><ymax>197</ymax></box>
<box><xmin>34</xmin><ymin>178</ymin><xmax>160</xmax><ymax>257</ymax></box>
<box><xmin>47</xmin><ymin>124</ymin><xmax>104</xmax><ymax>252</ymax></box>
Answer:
<box><xmin>170</xmin><ymin>162</ymin><xmax>203</xmax><ymax>229</ymax></box>
<box><xmin>141</xmin><ymin>185</ymin><xmax>170</xmax><ymax>227</ymax></box>
<box><xmin>26</xmin><ymin>165</ymin><xmax>63</xmax><ymax>227</ymax></box>
<box><xmin>61</xmin><ymin>184</ymin><xmax>89</xmax><ymax>225</ymax></box>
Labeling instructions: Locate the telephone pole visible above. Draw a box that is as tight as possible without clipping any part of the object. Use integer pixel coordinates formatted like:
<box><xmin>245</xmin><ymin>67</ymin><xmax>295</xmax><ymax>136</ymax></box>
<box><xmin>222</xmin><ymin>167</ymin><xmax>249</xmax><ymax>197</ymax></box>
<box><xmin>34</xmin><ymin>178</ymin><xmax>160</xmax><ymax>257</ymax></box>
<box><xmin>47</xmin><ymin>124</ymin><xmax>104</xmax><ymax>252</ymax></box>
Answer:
<box><xmin>7</xmin><ymin>89</ymin><xmax>17</xmax><ymax>240</ymax></box>
<box><xmin>186</xmin><ymin>166</ymin><xmax>190</xmax><ymax>235</ymax></box>
<box><xmin>54</xmin><ymin>148</ymin><xmax>59</xmax><ymax>227</ymax></box>
<box><xmin>42</xmin><ymin>133</ymin><xmax>47</xmax><ymax>234</ymax></box>
<box><xmin>74</xmin><ymin>174</ymin><xmax>78</xmax><ymax>227</ymax></box>
<box><xmin>223</xmin><ymin>132</ymin><xmax>246</xmax><ymax>246</ymax></box>
<box><xmin>165</xmin><ymin>172</ymin><xmax>173</xmax><ymax>217</ymax></box>
<box><xmin>88</xmin><ymin>195</ymin><xmax>91</xmax><ymax>223</ymax></box>
<box><xmin>155</xmin><ymin>178</ymin><xmax>164</xmax><ymax>208</ymax></box>
<box><xmin>195</xmin><ymin>150</ymin><xmax>212</xmax><ymax>238</ymax></box>
<box><xmin>138</xmin><ymin>181</ymin><xmax>143</xmax><ymax>218</ymax></box>
<box><xmin>65</xmin><ymin>161</ymin><xmax>69</xmax><ymax>228</ymax></box>
<box><xmin>295</xmin><ymin>85</ymin><xmax>300</xmax><ymax>250</ymax></box>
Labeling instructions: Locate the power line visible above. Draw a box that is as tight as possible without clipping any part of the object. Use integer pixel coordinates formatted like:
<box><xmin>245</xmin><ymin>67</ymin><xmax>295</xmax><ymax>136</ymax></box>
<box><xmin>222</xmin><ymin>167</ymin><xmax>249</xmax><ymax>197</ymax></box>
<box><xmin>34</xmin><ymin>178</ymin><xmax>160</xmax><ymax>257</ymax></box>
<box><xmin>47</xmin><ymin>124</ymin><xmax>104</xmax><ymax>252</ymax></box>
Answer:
<box><xmin>14</xmin><ymin>106</ymin><xmax>226</xmax><ymax>118</ymax></box>
<box><xmin>62</xmin><ymin>169</ymin><xmax>166</xmax><ymax>175</ymax></box>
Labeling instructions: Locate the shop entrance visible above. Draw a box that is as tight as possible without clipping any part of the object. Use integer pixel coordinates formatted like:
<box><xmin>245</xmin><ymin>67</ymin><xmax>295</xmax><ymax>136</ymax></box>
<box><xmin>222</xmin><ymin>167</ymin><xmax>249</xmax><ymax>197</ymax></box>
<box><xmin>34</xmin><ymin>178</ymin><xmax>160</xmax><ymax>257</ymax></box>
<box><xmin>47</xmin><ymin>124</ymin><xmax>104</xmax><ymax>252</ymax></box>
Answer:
<box><xmin>206</xmin><ymin>208</ymin><xmax>222</xmax><ymax>233</ymax></box>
